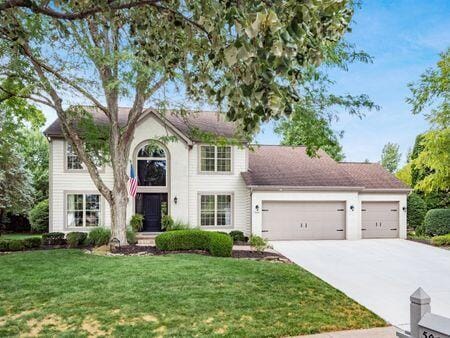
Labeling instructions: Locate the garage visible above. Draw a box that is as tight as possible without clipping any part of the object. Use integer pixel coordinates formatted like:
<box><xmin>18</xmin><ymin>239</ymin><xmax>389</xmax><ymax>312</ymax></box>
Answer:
<box><xmin>261</xmin><ymin>201</ymin><xmax>346</xmax><ymax>240</ymax></box>
<box><xmin>361</xmin><ymin>201</ymin><xmax>399</xmax><ymax>238</ymax></box>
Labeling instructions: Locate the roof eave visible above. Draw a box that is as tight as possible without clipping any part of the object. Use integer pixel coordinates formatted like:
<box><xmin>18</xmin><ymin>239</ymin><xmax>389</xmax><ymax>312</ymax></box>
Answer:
<box><xmin>360</xmin><ymin>188</ymin><xmax>412</xmax><ymax>193</ymax></box>
<box><xmin>247</xmin><ymin>185</ymin><xmax>365</xmax><ymax>192</ymax></box>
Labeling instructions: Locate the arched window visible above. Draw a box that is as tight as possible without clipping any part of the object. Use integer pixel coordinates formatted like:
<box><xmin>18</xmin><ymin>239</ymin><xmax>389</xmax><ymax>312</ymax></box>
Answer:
<box><xmin>136</xmin><ymin>143</ymin><xmax>167</xmax><ymax>186</ymax></box>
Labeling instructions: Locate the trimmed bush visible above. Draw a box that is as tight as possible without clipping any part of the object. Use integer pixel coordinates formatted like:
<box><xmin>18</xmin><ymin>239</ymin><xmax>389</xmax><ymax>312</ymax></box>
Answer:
<box><xmin>66</xmin><ymin>232</ymin><xmax>88</xmax><ymax>248</ymax></box>
<box><xmin>0</xmin><ymin>240</ymin><xmax>10</xmax><ymax>251</ymax></box>
<box><xmin>126</xmin><ymin>228</ymin><xmax>137</xmax><ymax>245</ymax></box>
<box><xmin>88</xmin><ymin>227</ymin><xmax>111</xmax><ymax>247</ymax></box>
<box><xmin>23</xmin><ymin>237</ymin><xmax>42</xmax><ymax>249</ymax></box>
<box><xmin>29</xmin><ymin>199</ymin><xmax>49</xmax><ymax>233</ymax></box>
<box><xmin>208</xmin><ymin>232</ymin><xmax>233</xmax><ymax>257</ymax></box>
<box><xmin>229</xmin><ymin>230</ymin><xmax>245</xmax><ymax>243</ymax></box>
<box><xmin>155</xmin><ymin>230</ymin><xmax>232</xmax><ymax>257</ymax></box>
<box><xmin>42</xmin><ymin>232</ymin><xmax>66</xmax><ymax>245</ymax></box>
<box><xmin>431</xmin><ymin>234</ymin><xmax>450</xmax><ymax>247</ymax></box>
<box><xmin>130</xmin><ymin>214</ymin><xmax>144</xmax><ymax>232</ymax></box>
<box><xmin>423</xmin><ymin>209</ymin><xmax>450</xmax><ymax>236</ymax></box>
<box><xmin>407</xmin><ymin>193</ymin><xmax>427</xmax><ymax>229</ymax></box>
<box><xmin>8</xmin><ymin>240</ymin><xmax>25</xmax><ymax>251</ymax></box>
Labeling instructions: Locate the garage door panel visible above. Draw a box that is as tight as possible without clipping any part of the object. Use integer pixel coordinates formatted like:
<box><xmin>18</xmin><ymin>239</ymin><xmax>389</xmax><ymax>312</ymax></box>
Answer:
<box><xmin>362</xmin><ymin>202</ymin><xmax>399</xmax><ymax>239</ymax></box>
<box><xmin>262</xmin><ymin>201</ymin><xmax>346</xmax><ymax>240</ymax></box>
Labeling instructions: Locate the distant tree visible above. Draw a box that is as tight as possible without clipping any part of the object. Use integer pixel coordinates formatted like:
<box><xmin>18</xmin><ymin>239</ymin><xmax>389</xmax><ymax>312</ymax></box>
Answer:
<box><xmin>18</xmin><ymin>129</ymin><xmax>49</xmax><ymax>203</ymax></box>
<box><xmin>396</xmin><ymin>162</ymin><xmax>412</xmax><ymax>187</ymax></box>
<box><xmin>380</xmin><ymin>142</ymin><xmax>401</xmax><ymax>173</ymax></box>
<box><xmin>406</xmin><ymin>48</ymin><xmax>449</xmax><ymax>193</ymax></box>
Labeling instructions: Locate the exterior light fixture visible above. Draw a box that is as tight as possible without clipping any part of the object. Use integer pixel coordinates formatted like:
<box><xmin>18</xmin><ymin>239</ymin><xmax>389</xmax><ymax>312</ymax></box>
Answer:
<box><xmin>255</xmin><ymin>205</ymin><xmax>260</xmax><ymax>212</ymax></box>
<box><xmin>350</xmin><ymin>205</ymin><xmax>355</xmax><ymax>211</ymax></box>
<box><xmin>174</xmin><ymin>196</ymin><xmax>178</xmax><ymax>204</ymax></box>
<box><xmin>402</xmin><ymin>206</ymin><xmax>407</xmax><ymax>212</ymax></box>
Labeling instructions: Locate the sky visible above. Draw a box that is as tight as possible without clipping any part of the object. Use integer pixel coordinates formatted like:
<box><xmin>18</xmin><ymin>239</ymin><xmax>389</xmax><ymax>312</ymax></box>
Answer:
<box><xmin>255</xmin><ymin>0</ymin><xmax>450</xmax><ymax>163</ymax></box>
<box><xmin>41</xmin><ymin>0</ymin><xmax>450</xmax><ymax>164</ymax></box>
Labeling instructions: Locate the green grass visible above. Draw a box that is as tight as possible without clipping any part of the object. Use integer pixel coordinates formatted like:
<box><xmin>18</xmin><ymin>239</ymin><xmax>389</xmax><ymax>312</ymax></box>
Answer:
<box><xmin>0</xmin><ymin>250</ymin><xmax>385</xmax><ymax>337</ymax></box>
<box><xmin>0</xmin><ymin>233</ymin><xmax>42</xmax><ymax>240</ymax></box>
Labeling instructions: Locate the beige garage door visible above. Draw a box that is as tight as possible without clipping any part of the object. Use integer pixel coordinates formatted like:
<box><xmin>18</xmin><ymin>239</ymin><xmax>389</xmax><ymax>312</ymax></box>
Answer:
<box><xmin>261</xmin><ymin>201</ymin><xmax>346</xmax><ymax>240</ymax></box>
<box><xmin>361</xmin><ymin>202</ymin><xmax>399</xmax><ymax>238</ymax></box>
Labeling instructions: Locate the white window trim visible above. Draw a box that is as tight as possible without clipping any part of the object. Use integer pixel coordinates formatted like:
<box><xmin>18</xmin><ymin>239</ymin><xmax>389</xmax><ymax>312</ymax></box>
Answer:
<box><xmin>64</xmin><ymin>191</ymin><xmax>104</xmax><ymax>230</ymax></box>
<box><xmin>198</xmin><ymin>192</ymin><xmax>234</xmax><ymax>228</ymax></box>
<box><xmin>64</xmin><ymin>141</ymin><xmax>105</xmax><ymax>173</ymax></box>
<box><xmin>198</xmin><ymin>145</ymin><xmax>233</xmax><ymax>174</ymax></box>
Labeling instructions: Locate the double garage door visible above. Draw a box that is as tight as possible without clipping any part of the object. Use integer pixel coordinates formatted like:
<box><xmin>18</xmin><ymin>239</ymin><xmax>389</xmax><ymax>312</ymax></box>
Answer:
<box><xmin>261</xmin><ymin>201</ymin><xmax>399</xmax><ymax>240</ymax></box>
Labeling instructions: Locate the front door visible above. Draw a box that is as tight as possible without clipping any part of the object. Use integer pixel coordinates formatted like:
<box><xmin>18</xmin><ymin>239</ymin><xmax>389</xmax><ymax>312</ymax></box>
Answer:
<box><xmin>136</xmin><ymin>193</ymin><xmax>167</xmax><ymax>232</ymax></box>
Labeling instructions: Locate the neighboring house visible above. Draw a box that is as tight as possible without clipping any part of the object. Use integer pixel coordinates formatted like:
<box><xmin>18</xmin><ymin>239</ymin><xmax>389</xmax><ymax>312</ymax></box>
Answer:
<box><xmin>44</xmin><ymin>108</ymin><xmax>410</xmax><ymax>240</ymax></box>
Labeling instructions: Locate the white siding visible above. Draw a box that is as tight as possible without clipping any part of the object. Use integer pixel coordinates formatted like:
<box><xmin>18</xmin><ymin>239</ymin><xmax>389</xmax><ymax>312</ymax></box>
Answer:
<box><xmin>49</xmin><ymin>139</ymin><xmax>114</xmax><ymax>232</ymax></box>
<box><xmin>188</xmin><ymin>145</ymin><xmax>251</xmax><ymax>234</ymax></box>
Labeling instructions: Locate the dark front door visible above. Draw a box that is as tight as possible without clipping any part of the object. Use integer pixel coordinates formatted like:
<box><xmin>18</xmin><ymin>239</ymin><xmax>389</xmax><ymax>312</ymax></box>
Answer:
<box><xmin>136</xmin><ymin>193</ymin><xmax>167</xmax><ymax>232</ymax></box>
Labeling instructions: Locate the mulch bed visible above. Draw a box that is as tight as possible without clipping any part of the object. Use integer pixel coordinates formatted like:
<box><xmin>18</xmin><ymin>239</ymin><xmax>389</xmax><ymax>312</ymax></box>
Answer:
<box><xmin>112</xmin><ymin>245</ymin><xmax>291</xmax><ymax>262</ymax></box>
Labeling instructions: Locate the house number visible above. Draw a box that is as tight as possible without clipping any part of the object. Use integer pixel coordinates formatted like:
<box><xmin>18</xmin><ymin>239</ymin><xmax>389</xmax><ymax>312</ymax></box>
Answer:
<box><xmin>422</xmin><ymin>330</ymin><xmax>444</xmax><ymax>338</ymax></box>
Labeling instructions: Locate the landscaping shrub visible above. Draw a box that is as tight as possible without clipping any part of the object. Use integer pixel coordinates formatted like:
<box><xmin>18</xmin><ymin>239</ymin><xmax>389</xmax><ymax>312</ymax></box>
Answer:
<box><xmin>88</xmin><ymin>228</ymin><xmax>111</xmax><ymax>247</ymax></box>
<box><xmin>208</xmin><ymin>232</ymin><xmax>233</xmax><ymax>257</ymax></box>
<box><xmin>126</xmin><ymin>228</ymin><xmax>137</xmax><ymax>245</ymax></box>
<box><xmin>130</xmin><ymin>214</ymin><xmax>144</xmax><ymax>232</ymax></box>
<box><xmin>23</xmin><ymin>237</ymin><xmax>42</xmax><ymax>249</ymax></box>
<box><xmin>249</xmin><ymin>235</ymin><xmax>269</xmax><ymax>253</ymax></box>
<box><xmin>229</xmin><ymin>230</ymin><xmax>245</xmax><ymax>243</ymax></box>
<box><xmin>29</xmin><ymin>199</ymin><xmax>49</xmax><ymax>233</ymax></box>
<box><xmin>42</xmin><ymin>232</ymin><xmax>66</xmax><ymax>245</ymax></box>
<box><xmin>66</xmin><ymin>232</ymin><xmax>88</xmax><ymax>248</ymax></box>
<box><xmin>162</xmin><ymin>216</ymin><xmax>189</xmax><ymax>231</ymax></box>
<box><xmin>407</xmin><ymin>193</ymin><xmax>427</xmax><ymax>229</ymax></box>
<box><xmin>0</xmin><ymin>240</ymin><xmax>10</xmax><ymax>251</ymax></box>
<box><xmin>423</xmin><ymin>209</ymin><xmax>450</xmax><ymax>236</ymax></box>
<box><xmin>7</xmin><ymin>240</ymin><xmax>25</xmax><ymax>251</ymax></box>
<box><xmin>155</xmin><ymin>230</ymin><xmax>232</xmax><ymax>257</ymax></box>
<box><xmin>431</xmin><ymin>234</ymin><xmax>450</xmax><ymax>247</ymax></box>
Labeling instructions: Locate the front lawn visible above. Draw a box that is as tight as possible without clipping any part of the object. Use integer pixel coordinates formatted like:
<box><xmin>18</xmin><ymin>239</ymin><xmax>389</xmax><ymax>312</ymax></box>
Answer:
<box><xmin>0</xmin><ymin>250</ymin><xmax>384</xmax><ymax>337</ymax></box>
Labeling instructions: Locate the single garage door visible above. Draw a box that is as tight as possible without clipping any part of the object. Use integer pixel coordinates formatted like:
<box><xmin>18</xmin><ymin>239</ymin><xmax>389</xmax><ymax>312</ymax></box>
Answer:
<box><xmin>261</xmin><ymin>201</ymin><xmax>346</xmax><ymax>240</ymax></box>
<box><xmin>361</xmin><ymin>202</ymin><xmax>399</xmax><ymax>238</ymax></box>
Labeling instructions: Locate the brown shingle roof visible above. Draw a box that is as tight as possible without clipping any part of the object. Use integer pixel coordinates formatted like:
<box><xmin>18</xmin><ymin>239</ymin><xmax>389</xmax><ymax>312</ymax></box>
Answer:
<box><xmin>44</xmin><ymin>107</ymin><xmax>238</xmax><ymax>141</ymax></box>
<box><xmin>339</xmin><ymin>162</ymin><xmax>409</xmax><ymax>189</ymax></box>
<box><xmin>242</xmin><ymin>145</ymin><xmax>410</xmax><ymax>190</ymax></box>
<box><xmin>242</xmin><ymin>145</ymin><xmax>358</xmax><ymax>188</ymax></box>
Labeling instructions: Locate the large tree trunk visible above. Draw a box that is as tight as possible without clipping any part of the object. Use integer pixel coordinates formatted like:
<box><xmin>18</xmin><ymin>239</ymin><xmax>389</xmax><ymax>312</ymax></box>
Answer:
<box><xmin>110</xmin><ymin>186</ymin><xmax>129</xmax><ymax>245</ymax></box>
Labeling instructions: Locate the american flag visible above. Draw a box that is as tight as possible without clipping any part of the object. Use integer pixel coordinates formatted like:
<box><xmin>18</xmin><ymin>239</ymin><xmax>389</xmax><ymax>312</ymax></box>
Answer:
<box><xmin>128</xmin><ymin>164</ymin><xmax>138</xmax><ymax>198</ymax></box>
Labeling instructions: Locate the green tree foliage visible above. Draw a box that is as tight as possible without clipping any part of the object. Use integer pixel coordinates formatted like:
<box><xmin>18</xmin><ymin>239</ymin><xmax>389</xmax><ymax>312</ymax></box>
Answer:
<box><xmin>29</xmin><ymin>199</ymin><xmax>49</xmax><ymax>233</ymax></box>
<box><xmin>380</xmin><ymin>142</ymin><xmax>401</xmax><ymax>173</ymax></box>
<box><xmin>0</xmin><ymin>0</ymin><xmax>355</xmax><ymax>243</ymax></box>
<box><xmin>18</xmin><ymin>129</ymin><xmax>49</xmax><ymax>203</ymax></box>
<box><xmin>275</xmin><ymin>41</ymin><xmax>377</xmax><ymax>161</ymax></box>
<box><xmin>406</xmin><ymin>48</ymin><xmax>450</xmax><ymax>193</ymax></box>
<box><xmin>407</xmin><ymin>193</ymin><xmax>427</xmax><ymax>229</ymax></box>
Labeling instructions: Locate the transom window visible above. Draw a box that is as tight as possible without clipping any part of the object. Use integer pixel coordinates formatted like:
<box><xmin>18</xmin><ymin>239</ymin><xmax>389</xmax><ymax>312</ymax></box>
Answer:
<box><xmin>200</xmin><ymin>145</ymin><xmax>231</xmax><ymax>172</ymax></box>
<box><xmin>66</xmin><ymin>143</ymin><xmax>83</xmax><ymax>170</ymax></box>
<box><xmin>67</xmin><ymin>193</ymin><xmax>100</xmax><ymax>227</ymax></box>
<box><xmin>137</xmin><ymin>143</ymin><xmax>167</xmax><ymax>186</ymax></box>
<box><xmin>200</xmin><ymin>194</ymin><xmax>232</xmax><ymax>227</ymax></box>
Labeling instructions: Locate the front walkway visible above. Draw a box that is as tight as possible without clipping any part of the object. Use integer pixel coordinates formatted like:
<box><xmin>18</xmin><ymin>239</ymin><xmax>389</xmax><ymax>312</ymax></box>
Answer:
<box><xmin>272</xmin><ymin>239</ymin><xmax>450</xmax><ymax>331</ymax></box>
<box><xmin>300</xmin><ymin>326</ymin><xmax>397</xmax><ymax>337</ymax></box>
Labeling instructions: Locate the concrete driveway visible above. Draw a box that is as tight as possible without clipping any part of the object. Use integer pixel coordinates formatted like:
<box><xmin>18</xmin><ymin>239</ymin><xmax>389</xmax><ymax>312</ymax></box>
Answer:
<box><xmin>272</xmin><ymin>239</ymin><xmax>450</xmax><ymax>331</ymax></box>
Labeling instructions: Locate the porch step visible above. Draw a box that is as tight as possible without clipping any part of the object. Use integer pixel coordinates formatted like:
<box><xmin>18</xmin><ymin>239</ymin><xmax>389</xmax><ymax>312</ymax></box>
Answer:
<box><xmin>136</xmin><ymin>233</ymin><xmax>158</xmax><ymax>246</ymax></box>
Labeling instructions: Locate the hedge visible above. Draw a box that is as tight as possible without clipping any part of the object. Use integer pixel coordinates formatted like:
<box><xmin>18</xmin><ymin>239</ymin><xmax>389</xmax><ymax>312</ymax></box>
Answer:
<box><xmin>155</xmin><ymin>230</ymin><xmax>233</xmax><ymax>257</ymax></box>
<box><xmin>423</xmin><ymin>209</ymin><xmax>450</xmax><ymax>236</ymax></box>
<box><xmin>407</xmin><ymin>193</ymin><xmax>427</xmax><ymax>229</ymax></box>
<box><xmin>0</xmin><ymin>237</ymin><xmax>41</xmax><ymax>252</ymax></box>
<box><xmin>229</xmin><ymin>230</ymin><xmax>245</xmax><ymax>243</ymax></box>
<box><xmin>42</xmin><ymin>232</ymin><xmax>66</xmax><ymax>245</ymax></box>
<box><xmin>29</xmin><ymin>199</ymin><xmax>49</xmax><ymax>233</ymax></box>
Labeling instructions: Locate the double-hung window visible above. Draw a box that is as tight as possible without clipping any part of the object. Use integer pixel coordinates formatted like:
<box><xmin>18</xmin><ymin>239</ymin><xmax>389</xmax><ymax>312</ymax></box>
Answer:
<box><xmin>200</xmin><ymin>145</ymin><xmax>231</xmax><ymax>173</ymax></box>
<box><xmin>67</xmin><ymin>193</ymin><xmax>101</xmax><ymax>227</ymax></box>
<box><xmin>66</xmin><ymin>143</ymin><xmax>84</xmax><ymax>170</ymax></box>
<box><xmin>200</xmin><ymin>194</ymin><xmax>232</xmax><ymax>227</ymax></box>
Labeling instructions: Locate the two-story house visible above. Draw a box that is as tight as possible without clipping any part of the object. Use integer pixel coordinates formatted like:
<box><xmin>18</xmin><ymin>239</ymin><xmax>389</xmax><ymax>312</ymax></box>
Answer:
<box><xmin>44</xmin><ymin>108</ymin><xmax>410</xmax><ymax>240</ymax></box>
